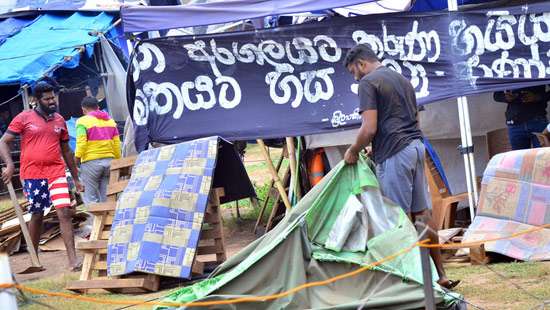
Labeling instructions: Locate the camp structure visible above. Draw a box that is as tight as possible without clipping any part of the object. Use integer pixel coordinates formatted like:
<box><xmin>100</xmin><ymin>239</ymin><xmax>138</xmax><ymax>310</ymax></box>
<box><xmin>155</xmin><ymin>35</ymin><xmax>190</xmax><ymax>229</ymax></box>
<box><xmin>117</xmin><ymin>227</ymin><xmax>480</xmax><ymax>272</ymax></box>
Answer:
<box><xmin>67</xmin><ymin>136</ymin><xmax>258</xmax><ymax>292</ymax></box>
<box><xmin>157</xmin><ymin>157</ymin><xmax>465</xmax><ymax>309</ymax></box>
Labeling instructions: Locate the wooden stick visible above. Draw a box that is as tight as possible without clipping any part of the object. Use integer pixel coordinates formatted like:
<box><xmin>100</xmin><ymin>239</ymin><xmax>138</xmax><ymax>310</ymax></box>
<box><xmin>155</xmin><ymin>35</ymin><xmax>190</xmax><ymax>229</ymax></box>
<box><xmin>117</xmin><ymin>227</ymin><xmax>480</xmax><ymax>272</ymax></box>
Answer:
<box><xmin>7</xmin><ymin>182</ymin><xmax>41</xmax><ymax>268</ymax></box>
<box><xmin>285</xmin><ymin>137</ymin><xmax>299</xmax><ymax>203</ymax></box>
<box><xmin>235</xmin><ymin>200</ymin><xmax>241</xmax><ymax>219</ymax></box>
<box><xmin>266</xmin><ymin>165</ymin><xmax>291</xmax><ymax>231</ymax></box>
<box><xmin>256</xmin><ymin>139</ymin><xmax>292</xmax><ymax>210</ymax></box>
<box><xmin>253</xmin><ymin>153</ymin><xmax>284</xmax><ymax>234</ymax></box>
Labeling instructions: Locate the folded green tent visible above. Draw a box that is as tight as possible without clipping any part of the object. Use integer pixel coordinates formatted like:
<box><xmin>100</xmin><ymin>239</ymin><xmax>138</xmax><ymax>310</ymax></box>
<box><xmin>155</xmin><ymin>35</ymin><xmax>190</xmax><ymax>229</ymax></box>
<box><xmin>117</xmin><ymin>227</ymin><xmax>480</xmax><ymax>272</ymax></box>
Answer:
<box><xmin>158</xmin><ymin>156</ymin><xmax>464</xmax><ymax>309</ymax></box>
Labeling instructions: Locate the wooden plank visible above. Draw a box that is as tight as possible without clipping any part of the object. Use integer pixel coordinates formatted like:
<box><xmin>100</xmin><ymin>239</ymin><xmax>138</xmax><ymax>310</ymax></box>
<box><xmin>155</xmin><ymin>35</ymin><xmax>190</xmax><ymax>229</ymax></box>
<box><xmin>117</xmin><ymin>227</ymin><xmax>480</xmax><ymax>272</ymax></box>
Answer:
<box><xmin>200</xmin><ymin>228</ymin><xmax>222</xmax><ymax>240</ymax></box>
<box><xmin>103</xmin><ymin>214</ymin><xmax>115</xmax><ymax>226</ymax></box>
<box><xmin>444</xmin><ymin>256</ymin><xmax>470</xmax><ymax>263</ymax></box>
<box><xmin>79</xmin><ymin>213</ymin><xmax>106</xmax><ymax>282</ymax></box>
<box><xmin>192</xmin><ymin>260</ymin><xmax>204</xmax><ymax>275</ymax></box>
<box><xmin>100</xmin><ymin>230</ymin><xmax>111</xmax><ymax>240</ymax></box>
<box><xmin>66</xmin><ymin>277</ymin><xmax>156</xmax><ymax>292</ymax></box>
<box><xmin>470</xmin><ymin>245</ymin><xmax>489</xmax><ymax>265</ymax></box>
<box><xmin>110</xmin><ymin>156</ymin><xmax>137</xmax><ymax>170</ymax></box>
<box><xmin>94</xmin><ymin>260</ymin><xmax>107</xmax><ymax>270</ymax></box>
<box><xmin>88</xmin><ymin>202</ymin><xmax>116</xmax><ymax>213</ymax></box>
<box><xmin>107</xmin><ymin>181</ymin><xmax>129</xmax><ymax>196</ymax></box>
<box><xmin>256</xmin><ymin>139</ymin><xmax>292</xmax><ymax>210</ymax></box>
<box><xmin>109</xmin><ymin>168</ymin><xmax>121</xmax><ymax>186</ymax></box>
<box><xmin>203</xmin><ymin>213</ymin><xmax>219</xmax><ymax>224</ymax></box>
<box><xmin>266</xmin><ymin>165</ymin><xmax>290</xmax><ymax>232</ymax></box>
<box><xmin>197</xmin><ymin>244</ymin><xmax>224</xmax><ymax>255</ymax></box>
<box><xmin>210</xmin><ymin>190</ymin><xmax>227</xmax><ymax>262</ymax></box>
<box><xmin>77</xmin><ymin>240</ymin><xmax>108</xmax><ymax>251</ymax></box>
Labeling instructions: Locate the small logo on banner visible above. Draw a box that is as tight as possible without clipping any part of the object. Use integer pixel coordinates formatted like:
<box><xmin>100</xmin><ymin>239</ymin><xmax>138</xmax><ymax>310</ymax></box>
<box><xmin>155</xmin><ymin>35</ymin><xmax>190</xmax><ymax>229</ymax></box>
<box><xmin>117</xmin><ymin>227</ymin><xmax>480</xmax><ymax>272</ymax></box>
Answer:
<box><xmin>331</xmin><ymin>108</ymin><xmax>361</xmax><ymax>128</ymax></box>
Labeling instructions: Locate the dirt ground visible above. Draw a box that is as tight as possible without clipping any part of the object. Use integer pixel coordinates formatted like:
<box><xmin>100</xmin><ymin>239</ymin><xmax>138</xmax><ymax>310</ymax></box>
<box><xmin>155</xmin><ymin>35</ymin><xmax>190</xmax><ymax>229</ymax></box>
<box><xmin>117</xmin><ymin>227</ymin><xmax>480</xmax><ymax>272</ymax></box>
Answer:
<box><xmin>10</xmin><ymin>216</ymin><xmax>258</xmax><ymax>283</ymax></box>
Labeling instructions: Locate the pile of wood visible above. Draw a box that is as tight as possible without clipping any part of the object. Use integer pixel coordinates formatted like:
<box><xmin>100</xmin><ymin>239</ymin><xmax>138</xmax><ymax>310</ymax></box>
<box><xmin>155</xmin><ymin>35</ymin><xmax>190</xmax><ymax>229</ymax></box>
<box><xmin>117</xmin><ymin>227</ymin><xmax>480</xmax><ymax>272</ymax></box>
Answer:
<box><xmin>0</xmin><ymin>201</ymin><xmax>88</xmax><ymax>255</ymax></box>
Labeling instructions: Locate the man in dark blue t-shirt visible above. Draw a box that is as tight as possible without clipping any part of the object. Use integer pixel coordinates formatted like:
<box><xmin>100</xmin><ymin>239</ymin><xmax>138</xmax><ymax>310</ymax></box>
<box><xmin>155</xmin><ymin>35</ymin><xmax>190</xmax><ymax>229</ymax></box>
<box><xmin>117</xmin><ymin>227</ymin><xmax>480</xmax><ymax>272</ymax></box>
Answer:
<box><xmin>343</xmin><ymin>44</ymin><xmax>456</xmax><ymax>289</ymax></box>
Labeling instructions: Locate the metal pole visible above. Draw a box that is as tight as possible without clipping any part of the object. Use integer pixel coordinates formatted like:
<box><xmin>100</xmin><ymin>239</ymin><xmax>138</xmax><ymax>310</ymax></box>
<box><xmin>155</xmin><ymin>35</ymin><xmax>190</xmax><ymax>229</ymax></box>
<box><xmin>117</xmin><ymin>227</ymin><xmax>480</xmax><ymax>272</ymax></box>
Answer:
<box><xmin>448</xmin><ymin>0</ymin><xmax>477</xmax><ymax>222</ymax></box>
<box><xmin>415</xmin><ymin>220</ymin><xmax>436</xmax><ymax>310</ymax></box>
<box><xmin>462</xmin><ymin>100</ymin><xmax>479</xmax><ymax>203</ymax></box>
<box><xmin>458</xmin><ymin>97</ymin><xmax>476</xmax><ymax>222</ymax></box>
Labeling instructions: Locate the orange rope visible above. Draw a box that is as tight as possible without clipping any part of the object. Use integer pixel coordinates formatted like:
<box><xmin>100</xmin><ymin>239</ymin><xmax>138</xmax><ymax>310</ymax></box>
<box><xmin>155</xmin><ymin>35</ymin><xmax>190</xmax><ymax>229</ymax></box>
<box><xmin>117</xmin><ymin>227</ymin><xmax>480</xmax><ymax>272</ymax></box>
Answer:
<box><xmin>0</xmin><ymin>240</ymin><xmax>424</xmax><ymax>308</ymax></box>
<box><xmin>0</xmin><ymin>223</ymin><xmax>548</xmax><ymax>307</ymax></box>
<box><xmin>420</xmin><ymin>223</ymin><xmax>550</xmax><ymax>249</ymax></box>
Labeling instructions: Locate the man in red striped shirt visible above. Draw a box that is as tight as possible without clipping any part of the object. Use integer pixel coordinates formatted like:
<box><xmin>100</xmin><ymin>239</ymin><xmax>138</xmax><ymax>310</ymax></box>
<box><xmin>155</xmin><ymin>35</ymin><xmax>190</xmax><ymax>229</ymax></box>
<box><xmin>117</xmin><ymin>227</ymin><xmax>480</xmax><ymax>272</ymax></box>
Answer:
<box><xmin>0</xmin><ymin>82</ymin><xmax>83</xmax><ymax>271</ymax></box>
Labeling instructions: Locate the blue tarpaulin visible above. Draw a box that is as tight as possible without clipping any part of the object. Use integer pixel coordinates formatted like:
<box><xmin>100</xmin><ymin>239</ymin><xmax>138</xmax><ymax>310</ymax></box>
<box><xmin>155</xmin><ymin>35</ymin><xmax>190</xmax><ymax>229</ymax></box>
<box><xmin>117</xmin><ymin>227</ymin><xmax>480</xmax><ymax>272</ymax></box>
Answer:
<box><xmin>410</xmin><ymin>0</ymin><xmax>487</xmax><ymax>12</ymax></box>
<box><xmin>66</xmin><ymin>117</ymin><xmax>78</xmax><ymax>152</ymax></box>
<box><xmin>121</xmin><ymin>0</ymin><xmax>378</xmax><ymax>32</ymax></box>
<box><xmin>0</xmin><ymin>12</ymin><xmax>115</xmax><ymax>85</ymax></box>
<box><xmin>0</xmin><ymin>17</ymin><xmax>36</xmax><ymax>44</ymax></box>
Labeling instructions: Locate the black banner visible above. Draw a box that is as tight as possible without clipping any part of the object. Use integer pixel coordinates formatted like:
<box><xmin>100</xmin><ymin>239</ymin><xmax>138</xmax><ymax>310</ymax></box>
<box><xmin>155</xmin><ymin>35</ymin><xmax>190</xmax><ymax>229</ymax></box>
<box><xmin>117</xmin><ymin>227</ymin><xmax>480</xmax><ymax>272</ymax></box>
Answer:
<box><xmin>128</xmin><ymin>3</ymin><xmax>550</xmax><ymax>151</ymax></box>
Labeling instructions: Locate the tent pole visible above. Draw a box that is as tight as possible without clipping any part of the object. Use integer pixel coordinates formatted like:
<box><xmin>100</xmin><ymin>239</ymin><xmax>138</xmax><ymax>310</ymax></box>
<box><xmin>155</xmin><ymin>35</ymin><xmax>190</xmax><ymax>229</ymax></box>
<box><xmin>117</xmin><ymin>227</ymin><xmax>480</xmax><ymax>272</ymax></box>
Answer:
<box><xmin>448</xmin><ymin>0</ymin><xmax>476</xmax><ymax>222</ymax></box>
<box><xmin>457</xmin><ymin>97</ymin><xmax>475</xmax><ymax>222</ymax></box>
<box><xmin>462</xmin><ymin>100</ymin><xmax>479</xmax><ymax>203</ymax></box>
<box><xmin>257</xmin><ymin>139</ymin><xmax>292</xmax><ymax>210</ymax></box>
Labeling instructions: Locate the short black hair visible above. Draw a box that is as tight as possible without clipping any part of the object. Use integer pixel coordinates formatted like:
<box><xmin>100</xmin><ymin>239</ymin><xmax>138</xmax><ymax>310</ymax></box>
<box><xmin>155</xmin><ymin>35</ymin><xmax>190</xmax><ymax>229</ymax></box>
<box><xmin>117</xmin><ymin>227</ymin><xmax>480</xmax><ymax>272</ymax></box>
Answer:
<box><xmin>81</xmin><ymin>96</ymin><xmax>99</xmax><ymax>109</ymax></box>
<box><xmin>33</xmin><ymin>81</ymin><xmax>55</xmax><ymax>100</ymax></box>
<box><xmin>343</xmin><ymin>44</ymin><xmax>379</xmax><ymax>68</ymax></box>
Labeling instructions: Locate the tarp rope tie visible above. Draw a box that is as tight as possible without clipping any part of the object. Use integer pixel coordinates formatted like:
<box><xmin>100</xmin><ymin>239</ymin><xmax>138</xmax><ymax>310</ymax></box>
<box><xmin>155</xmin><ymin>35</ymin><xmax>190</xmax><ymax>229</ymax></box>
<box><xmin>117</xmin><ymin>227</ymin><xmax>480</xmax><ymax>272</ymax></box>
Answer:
<box><xmin>0</xmin><ymin>223</ymin><xmax>548</xmax><ymax>307</ymax></box>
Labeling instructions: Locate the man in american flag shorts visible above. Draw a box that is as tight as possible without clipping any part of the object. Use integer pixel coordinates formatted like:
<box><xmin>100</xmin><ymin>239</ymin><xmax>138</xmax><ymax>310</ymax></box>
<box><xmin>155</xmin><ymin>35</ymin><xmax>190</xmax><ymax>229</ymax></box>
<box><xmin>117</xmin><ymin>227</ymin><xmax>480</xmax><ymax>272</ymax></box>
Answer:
<box><xmin>0</xmin><ymin>82</ymin><xmax>83</xmax><ymax>271</ymax></box>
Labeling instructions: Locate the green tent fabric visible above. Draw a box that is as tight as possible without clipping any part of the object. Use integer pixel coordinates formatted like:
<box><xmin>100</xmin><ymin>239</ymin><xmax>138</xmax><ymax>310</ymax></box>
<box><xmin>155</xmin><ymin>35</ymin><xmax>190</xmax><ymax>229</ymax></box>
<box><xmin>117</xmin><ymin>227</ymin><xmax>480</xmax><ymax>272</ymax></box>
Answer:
<box><xmin>159</xmin><ymin>156</ymin><xmax>463</xmax><ymax>309</ymax></box>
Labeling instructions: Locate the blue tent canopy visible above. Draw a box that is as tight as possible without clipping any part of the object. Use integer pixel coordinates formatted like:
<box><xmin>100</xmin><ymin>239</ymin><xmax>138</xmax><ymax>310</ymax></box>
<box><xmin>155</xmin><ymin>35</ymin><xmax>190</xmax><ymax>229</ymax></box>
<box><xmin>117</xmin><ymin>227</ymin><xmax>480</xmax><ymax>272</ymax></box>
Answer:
<box><xmin>121</xmin><ymin>0</ymin><xmax>379</xmax><ymax>32</ymax></box>
<box><xmin>410</xmin><ymin>0</ymin><xmax>487</xmax><ymax>11</ymax></box>
<box><xmin>0</xmin><ymin>17</ymin><xmax>36</xmax><ymax>44</ymax></box>
<box><xmin>0</xmin><ymin>12</ymin><xmax>115</xmax><ymax>85</ymax></box>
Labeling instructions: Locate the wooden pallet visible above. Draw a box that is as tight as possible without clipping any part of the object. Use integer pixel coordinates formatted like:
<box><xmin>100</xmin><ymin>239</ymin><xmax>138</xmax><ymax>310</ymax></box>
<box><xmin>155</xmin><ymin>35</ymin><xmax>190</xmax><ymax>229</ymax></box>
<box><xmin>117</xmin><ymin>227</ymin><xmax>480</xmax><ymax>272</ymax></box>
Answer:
<box><xmin>66</xmin><ymin>156</ymin><xmax>227</xmax><ymax>293</ymax></box>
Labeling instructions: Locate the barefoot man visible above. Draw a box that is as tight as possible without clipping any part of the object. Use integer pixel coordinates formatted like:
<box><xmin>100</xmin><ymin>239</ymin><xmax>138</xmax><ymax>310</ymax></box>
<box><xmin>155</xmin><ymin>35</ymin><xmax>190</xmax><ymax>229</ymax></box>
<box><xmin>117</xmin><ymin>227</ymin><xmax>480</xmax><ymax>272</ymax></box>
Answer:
<box><xmin>0</xmin><ymin>81</ymin><xmax>83</xmax><ymax>271</ymax></box>
<box><xmin>343</xmin><ymin>44</ymin><xmax>457</xmax><ymax>289</ymax></box>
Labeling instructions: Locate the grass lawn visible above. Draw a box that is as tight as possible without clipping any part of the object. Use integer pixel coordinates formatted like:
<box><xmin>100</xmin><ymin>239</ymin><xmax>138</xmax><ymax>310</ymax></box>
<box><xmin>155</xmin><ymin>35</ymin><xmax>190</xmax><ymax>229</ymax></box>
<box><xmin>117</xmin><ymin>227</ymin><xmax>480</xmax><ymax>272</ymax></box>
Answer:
<box><xmin>446</xmin><ymin>261</ymin><xmax>550</xmax><ymax>310</ymax></box>
<box><xmin>17</xmin><ymin>273</ymin><xmax>172</xmax><ymax>310</ymax></box>
<box><xmin>14</xmin><ymin>261</ymin><xmax>550</xmax><ymax>309</ymax></box>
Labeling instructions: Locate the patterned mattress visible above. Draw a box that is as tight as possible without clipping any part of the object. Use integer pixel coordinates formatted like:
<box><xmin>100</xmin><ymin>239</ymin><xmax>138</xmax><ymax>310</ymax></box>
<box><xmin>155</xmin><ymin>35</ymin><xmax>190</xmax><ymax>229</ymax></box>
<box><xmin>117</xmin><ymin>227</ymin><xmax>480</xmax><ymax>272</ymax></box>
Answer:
<box><xmin>462</xmin><ymin>147</ymin><xmax>550</xmax><ymax>261</ymax></box>
<box><xmin>107</xmin><ymin>137</ymin><xmax>218</xmax><ymax>278</ymax></box>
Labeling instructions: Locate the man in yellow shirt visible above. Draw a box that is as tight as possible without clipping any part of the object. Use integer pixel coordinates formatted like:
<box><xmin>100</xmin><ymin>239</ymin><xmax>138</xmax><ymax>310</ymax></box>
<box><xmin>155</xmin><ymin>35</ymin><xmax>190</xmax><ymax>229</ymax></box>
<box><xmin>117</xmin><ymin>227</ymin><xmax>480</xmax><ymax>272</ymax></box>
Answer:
<box><xmin>75</xmin><ymin>97</ymin><xmax>121</xmax><ymax>204</ymax></box>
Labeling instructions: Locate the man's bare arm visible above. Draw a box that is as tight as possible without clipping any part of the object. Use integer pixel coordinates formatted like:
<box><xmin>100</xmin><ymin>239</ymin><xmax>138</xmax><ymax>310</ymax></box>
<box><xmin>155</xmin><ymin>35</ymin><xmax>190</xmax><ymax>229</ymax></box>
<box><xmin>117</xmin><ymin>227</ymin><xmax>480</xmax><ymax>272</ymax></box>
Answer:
<box><xmin>0</xmin><ymin>133</ymin><xmax>16</xmax><ymax>184</ymax></box>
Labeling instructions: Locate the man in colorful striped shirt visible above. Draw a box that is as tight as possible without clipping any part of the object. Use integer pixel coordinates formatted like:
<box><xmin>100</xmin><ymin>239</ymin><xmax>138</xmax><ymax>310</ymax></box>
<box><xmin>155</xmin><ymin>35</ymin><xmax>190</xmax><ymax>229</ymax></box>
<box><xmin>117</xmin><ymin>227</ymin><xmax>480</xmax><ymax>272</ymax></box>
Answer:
<box><xmin>75</xmin><ymin>97</ymin><xmax>121</xmax><ymax>204</ymax></box>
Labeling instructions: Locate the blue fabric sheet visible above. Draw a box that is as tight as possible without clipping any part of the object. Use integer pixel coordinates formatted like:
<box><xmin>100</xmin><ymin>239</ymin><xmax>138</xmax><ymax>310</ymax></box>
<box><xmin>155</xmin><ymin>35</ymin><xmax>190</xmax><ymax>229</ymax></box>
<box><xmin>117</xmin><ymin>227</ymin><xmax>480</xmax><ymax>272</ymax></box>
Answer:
<box><xmin>66</xmin><ymin>117</ymin><xmax>77</xmax><ymax>152</ymax></box>
<box><xmin>121</xmin><ymin>0</ymin><xmax>378</xmax><ymax>32</ymax></box>
<box><xmin>0</xmin><ymin>17</ymin><xmax>36</xmax><ymax>45</ymax></box>
<box><xmin>0</xmin><ymin>12</ymin><xmax>115</xmax><ymax>85</ymax></box>
<box><xmin>423</xmin><ymin>138</ymin><xmax>452</xmax><ymax>194</ymax></box>
<box><xmin>108</xmin><ymin>137</ymin><xmax>219</xmax><ymax>279</ymax></box>
<box><xmin>410</xmin><ymin>0</ymin><xmax>487</xmax><ymax>12</ymax></box>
